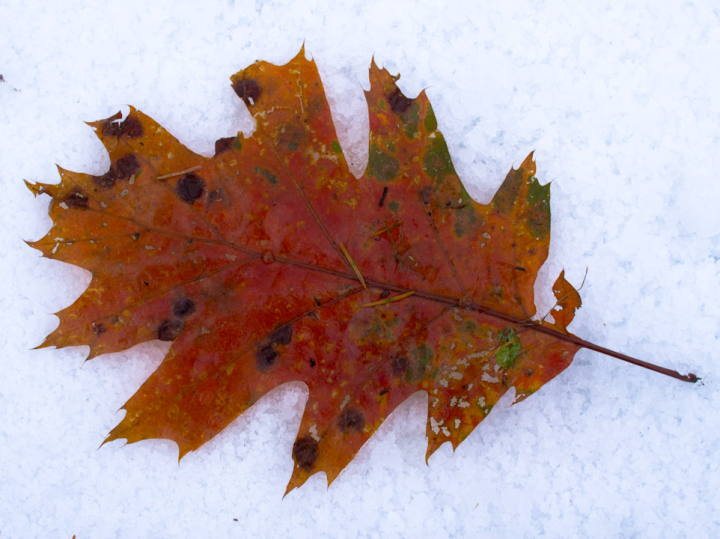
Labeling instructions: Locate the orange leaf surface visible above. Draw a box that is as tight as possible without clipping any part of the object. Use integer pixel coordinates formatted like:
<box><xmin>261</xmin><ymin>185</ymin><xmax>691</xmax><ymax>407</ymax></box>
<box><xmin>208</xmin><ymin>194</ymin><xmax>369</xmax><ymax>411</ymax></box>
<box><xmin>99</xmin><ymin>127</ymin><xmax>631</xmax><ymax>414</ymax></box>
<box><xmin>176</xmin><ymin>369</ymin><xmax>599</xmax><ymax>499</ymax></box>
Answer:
<box><xmin>27</xmin><ymin>48</ymin><xmax>583</xmax><ymax>493</ymax></box>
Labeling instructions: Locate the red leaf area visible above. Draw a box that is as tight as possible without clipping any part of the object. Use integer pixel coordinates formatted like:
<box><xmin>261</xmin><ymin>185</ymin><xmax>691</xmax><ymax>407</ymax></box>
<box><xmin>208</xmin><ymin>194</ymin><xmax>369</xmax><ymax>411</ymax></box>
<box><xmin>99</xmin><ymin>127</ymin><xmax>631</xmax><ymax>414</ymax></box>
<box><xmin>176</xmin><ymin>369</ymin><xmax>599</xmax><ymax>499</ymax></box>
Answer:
<box><xmin>27</xmin><ymin>48</ymin><xmax>582</xmax><ymax>493</ymax></box>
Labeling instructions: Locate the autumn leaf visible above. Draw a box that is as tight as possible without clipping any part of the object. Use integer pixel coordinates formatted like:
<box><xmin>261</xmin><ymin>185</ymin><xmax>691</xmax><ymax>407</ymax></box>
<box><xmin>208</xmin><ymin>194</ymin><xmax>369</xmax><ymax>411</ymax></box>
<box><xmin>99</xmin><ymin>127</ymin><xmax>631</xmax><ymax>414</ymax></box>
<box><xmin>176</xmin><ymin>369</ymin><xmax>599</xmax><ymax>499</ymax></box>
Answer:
<box><xmin>26</xmin><ymin>47</ymin><xmax>695</xmax><ymax>494</ymax></box>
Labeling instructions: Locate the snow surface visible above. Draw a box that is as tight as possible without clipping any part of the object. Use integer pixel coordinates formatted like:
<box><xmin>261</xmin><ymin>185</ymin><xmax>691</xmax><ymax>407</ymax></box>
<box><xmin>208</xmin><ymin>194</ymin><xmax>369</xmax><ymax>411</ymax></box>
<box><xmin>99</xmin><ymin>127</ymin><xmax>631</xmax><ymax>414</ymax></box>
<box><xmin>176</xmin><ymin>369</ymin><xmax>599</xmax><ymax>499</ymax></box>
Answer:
<box><xmin>1</xmin><ymin>0</ymin><xmax>719</xmax><ymax>537</ymax></box>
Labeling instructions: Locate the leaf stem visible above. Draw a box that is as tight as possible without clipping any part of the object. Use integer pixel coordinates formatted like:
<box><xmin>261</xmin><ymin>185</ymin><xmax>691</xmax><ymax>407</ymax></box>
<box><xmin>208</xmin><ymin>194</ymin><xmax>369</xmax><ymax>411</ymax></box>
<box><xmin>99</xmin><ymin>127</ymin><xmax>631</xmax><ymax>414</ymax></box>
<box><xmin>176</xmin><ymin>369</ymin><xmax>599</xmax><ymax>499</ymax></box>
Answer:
<box><xmin>468</xmin><ymin>301</ymin><xmax>699</xmax><ymax>383</ymax></box>
<box><xmin>271</xmin><ymin>257</ymin><xmax>699</xmax><ymax>383</ymax></box>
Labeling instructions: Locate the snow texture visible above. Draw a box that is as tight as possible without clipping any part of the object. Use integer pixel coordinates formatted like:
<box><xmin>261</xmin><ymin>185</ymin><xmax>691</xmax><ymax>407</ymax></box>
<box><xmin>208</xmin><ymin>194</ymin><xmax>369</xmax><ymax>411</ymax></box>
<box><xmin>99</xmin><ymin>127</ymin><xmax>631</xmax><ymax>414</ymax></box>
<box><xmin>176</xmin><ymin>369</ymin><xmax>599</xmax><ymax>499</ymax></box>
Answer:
<box><xmin>1</xmin><ymin>0</ymin><xmax>719</xmax><ymax>537</ymax></box>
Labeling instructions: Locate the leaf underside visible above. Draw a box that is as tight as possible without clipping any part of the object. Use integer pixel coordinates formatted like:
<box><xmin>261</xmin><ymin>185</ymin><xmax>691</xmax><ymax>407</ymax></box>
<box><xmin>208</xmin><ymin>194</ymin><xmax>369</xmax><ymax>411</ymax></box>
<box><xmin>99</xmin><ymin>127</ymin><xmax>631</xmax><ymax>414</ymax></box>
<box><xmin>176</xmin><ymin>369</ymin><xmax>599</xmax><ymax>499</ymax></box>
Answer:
<box><xmin>28</xmin><ymin>47</ymin><xmax>582</xmax><ymax>494</ymax></box>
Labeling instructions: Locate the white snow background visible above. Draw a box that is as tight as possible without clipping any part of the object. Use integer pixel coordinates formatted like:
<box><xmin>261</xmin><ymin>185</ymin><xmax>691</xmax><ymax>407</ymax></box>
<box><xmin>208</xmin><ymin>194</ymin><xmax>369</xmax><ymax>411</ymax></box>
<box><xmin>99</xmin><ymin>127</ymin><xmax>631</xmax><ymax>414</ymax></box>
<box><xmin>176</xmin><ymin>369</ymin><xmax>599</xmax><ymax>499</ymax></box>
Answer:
<box><xmin>1</xmin><ymin>0</ymin><xmax>718</xmax><ymax>537</ymax></box>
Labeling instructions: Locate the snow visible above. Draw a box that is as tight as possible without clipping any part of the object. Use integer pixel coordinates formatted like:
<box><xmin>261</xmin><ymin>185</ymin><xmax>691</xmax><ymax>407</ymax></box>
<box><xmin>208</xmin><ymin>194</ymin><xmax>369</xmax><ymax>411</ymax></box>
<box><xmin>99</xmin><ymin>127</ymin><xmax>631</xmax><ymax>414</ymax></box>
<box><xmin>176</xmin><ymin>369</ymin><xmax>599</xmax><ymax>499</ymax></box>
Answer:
<box><xmin>1</xmin><ymin>0</ymin><xmax>719</xmax><ymax>537</ymax></box>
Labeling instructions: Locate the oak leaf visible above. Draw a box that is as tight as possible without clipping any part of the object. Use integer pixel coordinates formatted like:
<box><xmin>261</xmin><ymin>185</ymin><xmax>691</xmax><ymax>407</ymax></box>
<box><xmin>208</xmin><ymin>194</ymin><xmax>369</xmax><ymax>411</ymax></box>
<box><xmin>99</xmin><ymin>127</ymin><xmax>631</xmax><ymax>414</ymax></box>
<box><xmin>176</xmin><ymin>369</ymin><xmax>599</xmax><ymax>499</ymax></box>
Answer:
<box><xmin>27</xmin><ymin>48</ymin><xmax>585</xmax><ymax>493</ymax></box>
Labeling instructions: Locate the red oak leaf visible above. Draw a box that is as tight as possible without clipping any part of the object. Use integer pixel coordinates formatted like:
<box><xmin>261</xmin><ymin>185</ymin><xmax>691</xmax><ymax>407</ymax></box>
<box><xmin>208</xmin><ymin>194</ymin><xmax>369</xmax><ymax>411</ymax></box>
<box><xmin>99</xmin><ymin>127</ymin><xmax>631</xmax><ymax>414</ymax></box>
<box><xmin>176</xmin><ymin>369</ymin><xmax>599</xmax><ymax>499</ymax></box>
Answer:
<box><xmin>26</xmin><ymin>48</ymin><xmax>696</xmax><ymax>493</ymax></box>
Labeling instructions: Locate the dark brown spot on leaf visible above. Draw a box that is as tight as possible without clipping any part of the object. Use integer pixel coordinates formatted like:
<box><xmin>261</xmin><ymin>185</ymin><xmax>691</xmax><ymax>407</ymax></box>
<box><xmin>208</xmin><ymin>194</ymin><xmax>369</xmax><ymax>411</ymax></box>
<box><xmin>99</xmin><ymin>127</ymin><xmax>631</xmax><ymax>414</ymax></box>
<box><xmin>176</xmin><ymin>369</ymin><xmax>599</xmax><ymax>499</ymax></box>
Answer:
<box><xmin>63</xmin><ymin>190</ymin><xmax>89</xmax><ymax>209</ymax></box>
<box><xmin>173</xmin><ymin>297</ymin><xmax>196</xmax><ymax>318</ymax></box>
<box><xmin>526</xmin><ymin>369</ymin><xmax>534</xmax><ymax>377</ymax></box>
<box><xmin>214</xmin><ymin>137</ymin><xmax>235</xmax><ymax>155</ymax></box>
<box><xmin>119</xmin><ymin>116</ymin><xmax>144</xmax><ymax>138</ymax></box>
<box><xmin>338</xmin><ymin>409</ymin><xmax>364</xmax><ymax>433</ymax></box>
<box><xmin>387</xmin><ymin>88</ymin><xmax>412</xmax><ymax>114</ymax></box>
<box><xmin>208</xmin><ymin>189</ymin><xmax>224</xmax><ymax>203</ymax></box>
<box><xmin>309</xmin><ymin>358</ymin><xmax>316</xmax><ymax>367</ymax></box>
<box><xmin>92</xmin><ymin>322</ymin><xmax>106</xmax><ymax>335</ymax></box>
<box><xmin>256</xmin><ymin>345</ymin><xmax>278</xmax><ymax>371</ymax></box>
<box><xmin>115</xmin><ymin>154</ymin><xmax>140</xmax><ymax>180</ymax></box>
<box><xmin>293</xmin><ymin>436</ymin><xmax>318</xmax><ymax>470</ymax></box>
<box><xmin>233</xmin><ymin>78</ymin><xmax>262</xmax><ymax>107</ymax></box>
<box><xmin>379</xmin><ymin>388</ymin><xmax>388</xmax><ymax>396</ymax></box>
<box><xmin>390</xmin><ymin>355</ymin><xmax>409</xmax><ymax>376</ymax></box>
<box><xmin>102</xmin><ymin>120</ymin><xmax>122</xmax><ymax>137</ymax></box>
<box><xmin>157</xmin><ymin>319</ymin><xmax>183</xmax><ymax>341</ymax></box>
<box><xmin>380</xmin><ymin>289</ymin><xmax>390</xmax><ymax>299</ymax></box>
<box><xmin>177</xmin><ymin>174</ymin><xmax>205</xmax><ymax>204</ymax></box>
<box><xmin>270</xmin><ymin>325</ymin><xmax>292</xmax><ymax>346</ymax></box>
<box><xmin>93</xmin><ymin>170</ymin><xmax>117</xmax><ymax>189</ymax></box>
<box><xmin>132</xmin><ymin>233</ymin><xmax>140</xmax><ymax>240</ymax></box>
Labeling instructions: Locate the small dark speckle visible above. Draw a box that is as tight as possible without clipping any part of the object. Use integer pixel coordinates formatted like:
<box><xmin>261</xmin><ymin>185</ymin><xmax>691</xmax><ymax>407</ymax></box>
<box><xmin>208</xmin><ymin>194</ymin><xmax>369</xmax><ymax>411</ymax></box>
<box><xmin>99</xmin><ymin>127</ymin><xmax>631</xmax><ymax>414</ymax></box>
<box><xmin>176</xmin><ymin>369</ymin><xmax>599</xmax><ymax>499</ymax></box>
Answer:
<box><xmin>233</xmin><ymin>78</ymin><xmax>262</xmax><ymax>107</ymax></box>
<box><xmin>514</xmin><ymin>266</ymin><xmax>527</xmax><ymax>272</ymax></box>
<box><xmin>309</xmin><ymin>358</ymin><xmax>316</xmax><ymax>368</ymax></box>
<box><xmin>338</xmin><ymin>409</ymin><xmax>364</xmax><ymax>433</ymax></box>
<box><xmin>256</xmin><ymin>345</ymin><xmax>278</xmax><ymax>371</ymax></box>
<box><xmin>143</xmin><ymin>281</ymin><xmax>149</xmax><ymax>286</ymax></box>
<box><xmin>379</xmin><ymin>388</ymin><xmax>388</xmax><ymax>396</ymax></box>
<box><xmin>314</xmin><ymin>297</ymin><xmax>322</xmax><ymax>307</ymax></box>
<box><xmin>293</xmin><ymin>436</ymin><xmax>318</xmax><ymax>470</ymax></box>
<box><xmin>157</xmin><ymin>319</ymin><xmax>183</xmax><ymax>341</ymax></box>
<box><xmin>233</xmin><ymin>519</ymin><xmax>238</xmax><ymax>522</ymax></box>
<box><xmin>526</xmin><ymin>369</ymin><xmax>534</xmax><ymax>377</ymax></box>
<box><xmin>387</xmin><ymin>88</ymin><xmax>412</xmax><ymax>114</ymax></box>
<box><xmin>132</xmin><ymin>233</ymin><xmax>140</xmax><ymax>240</ymax></box>
<box><xmin>270</xmin><ymin>325</ymin><xmax>292</xmax><ymax>346</ymax></box>
<box><xmin>380</xmin><ymin>289</ymin><xmax>390</xmax><ymax>299</ymax></box>
<box><xmin>177</xmin><ymin>173</ymin><xmax>205</xmax><ymax>204</ymax></box>
<box><xmin>173</xmin><ymin>297</ymin><xmax>196</xmax><ymax>318</ymax></box>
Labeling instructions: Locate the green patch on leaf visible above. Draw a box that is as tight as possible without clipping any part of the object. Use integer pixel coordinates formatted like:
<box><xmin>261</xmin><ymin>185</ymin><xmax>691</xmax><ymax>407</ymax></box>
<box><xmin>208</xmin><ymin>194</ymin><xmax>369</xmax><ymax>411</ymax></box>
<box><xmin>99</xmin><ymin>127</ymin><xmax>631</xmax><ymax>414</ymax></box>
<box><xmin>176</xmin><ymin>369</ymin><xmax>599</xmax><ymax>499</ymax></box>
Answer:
<box><xmin>496</xmin><ymin>327</ymin><xmax>522</xmax><ymax>368</ymax></box>
<box><xmin>367</xmin><ymin>144</ymin><xmax>399</xmax><ymax>182</ymax></box>
<box><xmin>331</xmin><ymin>140</ymin><xmax>342</xmax><ymax>154</ymax></box>
<box><xmin>423</xmin><ymin>136</ymin><xmax>453</xmax><ymax>178</ymax></box>
<box><xmin>461</xmin><ymin>320</ymin><xmax>478</xmax><ymax>334</ymax></box>
<box><xmin>388</xmin><ymin>200</ymin><xmax>400</xmax><ymax>214</ymax></box>
<box><xmin>404</xmin><ymin>343</ymin><xmax>434</xmax><ymax>382</ymax></box>
<box><xmin>233</xmin><ymin>137</ymin><xmax>242</xmax><ymax>151</ymax></box>
<box><xmin>253</xmin><ymin>167</ymin><xmax>279</xmax><ymax>184</ymax></box>
<box><xmin>526</xmin><ymin>177</ymin><xmax>549</xmax><ymax>206</ymax></box>
<box><xmin>424</xmin><ymin>107</ymin><xmax>437</xmax><ymax>132</ymax></box>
